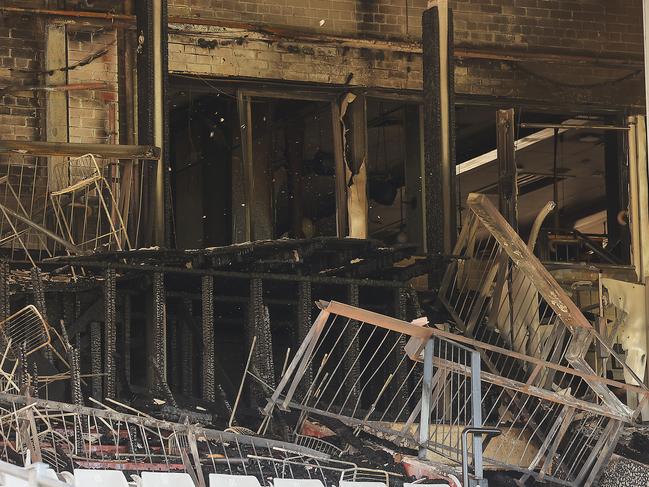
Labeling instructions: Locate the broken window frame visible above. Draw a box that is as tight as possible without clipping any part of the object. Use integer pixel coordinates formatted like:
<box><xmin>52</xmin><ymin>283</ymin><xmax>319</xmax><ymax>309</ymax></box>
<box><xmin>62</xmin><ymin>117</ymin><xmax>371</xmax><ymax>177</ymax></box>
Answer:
<box><xmin>364</xmin><ymin>96</ymin><xmax>427</xmax><ymax>251</ymax></box>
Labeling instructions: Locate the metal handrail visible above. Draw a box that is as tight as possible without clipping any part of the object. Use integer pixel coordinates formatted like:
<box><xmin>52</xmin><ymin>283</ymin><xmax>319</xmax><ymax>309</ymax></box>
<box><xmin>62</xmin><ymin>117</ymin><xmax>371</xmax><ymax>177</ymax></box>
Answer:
<box><xmin>461</xmin><ymin>428</ymin><xmax>501</xmax><ymax>487</ymax></box>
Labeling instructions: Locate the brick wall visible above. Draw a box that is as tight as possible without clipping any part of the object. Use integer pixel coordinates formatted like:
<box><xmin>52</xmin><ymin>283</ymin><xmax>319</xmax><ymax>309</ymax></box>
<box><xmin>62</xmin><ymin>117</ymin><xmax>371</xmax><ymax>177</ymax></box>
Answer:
<box><xmin>0</xmin><ymin>4</ymin><xmax>45</xmax><ymax>175</ymax></box>
<box><xmin>167</xmin><ymin>0</ymin><xmax>645</xmax><ymax>110</ymax></box>
<box><xmin>0</xmin><ymin>8</ymin><xmax>43</xmax><ymax>144</ymax></box>
<box><xmin>168</xmin><ymin>0</ymin><xmax>644</xmax><ymax>57</ymax></box>
<box><xmin>0</xmin><ymin>5</ymin><xmax>119</xmax><ymax>163</ymax></box>
<box><xmin>67</xmin><ymin>28</ymin><xmax>119</xmax><ymax>145</ymax></box>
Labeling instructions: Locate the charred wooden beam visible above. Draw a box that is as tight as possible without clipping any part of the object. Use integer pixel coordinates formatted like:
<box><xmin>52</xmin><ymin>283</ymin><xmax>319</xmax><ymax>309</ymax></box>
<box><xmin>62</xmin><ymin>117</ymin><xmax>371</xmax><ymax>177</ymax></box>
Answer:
<box><xmin>496</xmin><ymin>108</ymin><xmax>518</xmax><ymax>229</ymax></box>
<box><xmin>248</xmin><ymin>278</ymin><xmax>274</xmax><ymax>401</ymax></box>
<box><xmin>90</xmin><ymin>321</ymin><xmax>102</xmax><ymax>399</ymax></box>
<box><xmin>123</xmin><ymin>294</ymin><xmax>132</xmax><ymax>388</ymax></box>
<box><xmin>422</xmin><ymin>1</ymin><xmax>456</xmax><ymax>284</ymax></box>
<box><xmin>0</xmin><ymin>261</ymin><xmax>9</xmax><ymax>322</ymax></box>
<box><xmin>342</xmin><ymin>284</ymin><xmax>360</xmax><ymax>402</ymax></box>
<box><xmin>167</xmin><ymin>17</ymin><xmax>643</xmax><ymax>69</ymax></box>
<box><xmin>201</xmin><ymin>276</ymin><xmax>215</xmax><ymax>402</ymax></box>
<box><xmin>0</xmin><ymin>140</ymin><xmax>160</xmax><ymax>160</ymax></box>
<box><xmin>103</xmin><ymin>268</ymin><xmax>117</xmax><ymax>398</ymax></box>
<box><xmin>0</xmin><ymin>6</ymin><xmax>134</xmax><ymax>22</ymax></box>
<box><xmin>150</xmin><ymin>272</ymin><xmax>168</xmax><ymax>394</ymax></box>
<box><xmin>179</xmin><ymin>298</ymin><xmax>196</xmax><ymax>397</ymax></box>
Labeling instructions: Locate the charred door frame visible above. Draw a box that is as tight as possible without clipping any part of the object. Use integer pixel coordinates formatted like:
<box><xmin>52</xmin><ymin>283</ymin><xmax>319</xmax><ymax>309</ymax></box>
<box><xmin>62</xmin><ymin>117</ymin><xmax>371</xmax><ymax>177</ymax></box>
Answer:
<box><xmin>236</xmin><ymin>88</ymin><xmax>347</xmax><ymax>240</ymax></box>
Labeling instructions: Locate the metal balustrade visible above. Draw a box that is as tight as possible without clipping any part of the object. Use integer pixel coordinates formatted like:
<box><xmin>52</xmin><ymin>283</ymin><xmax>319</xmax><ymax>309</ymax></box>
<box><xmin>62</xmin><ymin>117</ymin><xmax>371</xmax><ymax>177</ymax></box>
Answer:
<box><xmin>437</xmin><ymin>193</ymin><xmax>649</xmax><ymax>486</ymax></box>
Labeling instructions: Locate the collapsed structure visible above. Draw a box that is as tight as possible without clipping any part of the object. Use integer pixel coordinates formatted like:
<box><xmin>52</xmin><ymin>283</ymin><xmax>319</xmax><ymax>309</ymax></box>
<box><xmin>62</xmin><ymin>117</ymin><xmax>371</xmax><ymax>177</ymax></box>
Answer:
<box><xmin>2</xmin><ymin>1</ymin><xmax>649</xmax><ymax>486</ymax></box>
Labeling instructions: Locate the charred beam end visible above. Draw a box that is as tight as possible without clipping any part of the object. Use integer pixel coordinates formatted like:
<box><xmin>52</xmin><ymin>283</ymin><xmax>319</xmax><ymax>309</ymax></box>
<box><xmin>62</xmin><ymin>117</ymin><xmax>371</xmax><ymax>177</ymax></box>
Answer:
<box><xmin>0</xmin><ymin>140</ymin><xmax>160</xmax><ymax>160</ymax></box>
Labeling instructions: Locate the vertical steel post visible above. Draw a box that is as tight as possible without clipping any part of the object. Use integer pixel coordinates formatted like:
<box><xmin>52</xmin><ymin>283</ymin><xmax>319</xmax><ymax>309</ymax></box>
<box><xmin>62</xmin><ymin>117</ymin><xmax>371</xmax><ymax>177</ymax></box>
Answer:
<box><xmin>418</xmin><ymin>338</ymin><xmax>434</xmax><ymax>459</ymax></box>
<box><xmin>201</xmin><ymin>275</ymin><xmax>215</xmax><ymax>402</ymax></box>
<box><xmin>470</xmin><ymin>350</ymin><xmax>484</xmax><ymax>481</ymax></box>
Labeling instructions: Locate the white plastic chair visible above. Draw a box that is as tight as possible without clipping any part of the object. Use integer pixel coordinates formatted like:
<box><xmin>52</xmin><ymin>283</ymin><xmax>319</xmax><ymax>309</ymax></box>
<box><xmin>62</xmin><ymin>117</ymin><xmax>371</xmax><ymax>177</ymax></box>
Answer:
<box><xmin>141</xmin><ymin>472</ymin><xmax>195</xmax><ymax>487</ymax></box>
<box><xmin>209</xmin><ymin>474</ymin><xmax>262</xmax><ymax>487</ymax></box>
<box><xmin>340</xmin><ymin>482</ymin><xmax>387</xmax><ymax>487</ymax></box>
<box><xmin>73</xmin><ymin>469</ymin><xmax>130</xmax><ymax>487</ymax></box>
<box><xmin>59</xmin><ymin>471</ymin><xmax>75</xmax><ymax>485</ymax></box>
<box><xmin>1</xmin><ymin>464</ymin><xmax>59</xmax><ymax>487</ymax></box>
<box><xmin>403</xmin><ymin>482</ymin><xmax>451</xmax><ymax>487</ymax></box>
<box><xmin>273</xmin><ymin>479</ymin><xmax>325</xmax><ymax>487</ymax></box>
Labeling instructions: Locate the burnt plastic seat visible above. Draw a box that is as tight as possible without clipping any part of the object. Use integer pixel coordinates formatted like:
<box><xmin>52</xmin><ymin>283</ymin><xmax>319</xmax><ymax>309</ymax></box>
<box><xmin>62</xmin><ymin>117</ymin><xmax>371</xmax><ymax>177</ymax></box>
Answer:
<box><xmin>273</xmin><ymin>479</ymin><xmax>325</xmax><ymax>487</ymax></box>
<box><xmin>141</xmin><ymin>472</ymin><xmax>195</xmax><ymax>487</ymax></box>
<box><xmin>209</xmin><ymin>474</ymin><xmax>262</xmax><ymax>487</ymax></box>
<box><xmin>73</xmin><ymin>469</ymin><xmax>130</xmax><ymax>487</ymax></box>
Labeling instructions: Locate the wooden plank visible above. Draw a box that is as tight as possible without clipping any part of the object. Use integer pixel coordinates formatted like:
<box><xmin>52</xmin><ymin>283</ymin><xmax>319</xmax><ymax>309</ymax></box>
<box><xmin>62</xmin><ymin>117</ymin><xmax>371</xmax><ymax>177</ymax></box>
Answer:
<box><xmin>0</xmin><ymin>140</ymin><xmax>160</xmax><ymax>159</ymax></box>
<box><xmin>331</xmin><ymin>100</ymin><xmax>348</xmax><ymax>237</ymax></box>
<box><xmin>345</xmin><ymin>94</ymin><xmax>368</xmax><ymax>239</ymax></box>
<box><xmin>496</xmin><ymin>108</ymin><xmax>518</xmax><ymax>229</ymax></box>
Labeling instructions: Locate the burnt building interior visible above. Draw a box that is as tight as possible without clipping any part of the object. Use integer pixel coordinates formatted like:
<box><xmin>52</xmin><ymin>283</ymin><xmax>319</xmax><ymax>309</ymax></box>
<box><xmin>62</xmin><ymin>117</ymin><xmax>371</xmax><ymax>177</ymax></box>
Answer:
<box><xmin>1</xmin><ymin>1</ymin><xmax>649</xmax><ymax>487</ymax></box>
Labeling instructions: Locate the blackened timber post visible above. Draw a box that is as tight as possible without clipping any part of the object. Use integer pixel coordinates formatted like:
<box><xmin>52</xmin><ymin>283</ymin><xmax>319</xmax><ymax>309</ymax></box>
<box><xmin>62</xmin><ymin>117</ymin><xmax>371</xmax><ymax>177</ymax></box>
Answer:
<box><xmin>496</xmin><ymin>108</ymin><xmax>518</xmax><ymax>230</ymax></box>
<box><xmin>201</xmin><ymin>275</ymin><xmax>216</xmax><ymax>402</ymax></box>
<box><xmin>104</xmin><ymin>268</ymin><xmax>117</xmax><ymax>398</ymax></box>
<box><xmin>422</xmin><ymin>1</ymin><xmax>456</xmax><ymax>288</ymax></box>
<box><xmin>0</xmin><ymin>260</ymin><xmax>9</xmax><ymax>322</ymax></box>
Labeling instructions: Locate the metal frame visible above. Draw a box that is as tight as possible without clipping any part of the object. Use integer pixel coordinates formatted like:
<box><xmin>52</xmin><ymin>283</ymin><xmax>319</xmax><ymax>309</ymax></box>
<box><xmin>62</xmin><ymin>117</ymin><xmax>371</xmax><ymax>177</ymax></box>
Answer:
<box><xmin>438</xmin><ymin>192</ymin><xmax>649</xmax><ymax>485</ymax></box>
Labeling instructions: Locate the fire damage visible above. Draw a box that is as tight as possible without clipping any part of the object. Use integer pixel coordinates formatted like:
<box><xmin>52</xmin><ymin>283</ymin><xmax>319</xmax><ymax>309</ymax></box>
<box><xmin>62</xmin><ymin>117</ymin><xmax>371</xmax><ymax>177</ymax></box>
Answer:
<box><xmin>0</xmin><ymin>172</ymin><xmax>644</xmax><ymax>487</ymax></box>
<box><xmin>2</xmin><ymin>1</ymin><xmax>649</xmax><ymax>487</ymax></box>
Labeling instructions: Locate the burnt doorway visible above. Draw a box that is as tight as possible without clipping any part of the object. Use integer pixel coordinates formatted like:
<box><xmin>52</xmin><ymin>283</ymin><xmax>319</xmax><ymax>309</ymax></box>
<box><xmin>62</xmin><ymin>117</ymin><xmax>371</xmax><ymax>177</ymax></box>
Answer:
<box><xmin>170</xmin><ymin>92</ymin><xmax>236</xmax><ymax>249</ymax></box>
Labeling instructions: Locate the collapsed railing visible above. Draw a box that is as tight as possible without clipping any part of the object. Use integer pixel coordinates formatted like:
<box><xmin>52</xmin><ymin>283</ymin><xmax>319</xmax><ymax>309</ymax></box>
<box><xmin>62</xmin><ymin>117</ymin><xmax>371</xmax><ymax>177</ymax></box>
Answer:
<box><xmin>437</xmin><ymin>193</ymin><xmax>649</xmax><ymax>485</ymax></box>
<box><xmin>262</xmin><ymin>194</ymin><xmax>649</xmax><ymax>486</ymax></box>
<box><xmin>0</xmin><ymin>154</ymin><xmax>133</xmax><ymax>267</ymax></box>
<box><xmin>262</xmin><ymin>300</ymin><xmax>487</xmax><ymax>483</ymax></box>
<box><xmin>0</xmin><ymin>392</ymin><xmax>394</xmax><ymax>487</ymax></box>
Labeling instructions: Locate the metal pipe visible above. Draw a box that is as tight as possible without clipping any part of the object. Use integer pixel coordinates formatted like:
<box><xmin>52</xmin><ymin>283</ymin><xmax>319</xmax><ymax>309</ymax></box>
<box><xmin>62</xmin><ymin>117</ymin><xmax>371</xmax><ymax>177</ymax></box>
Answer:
<box><xmin>229</xmin><ymin>336</ymin><xmax>256</xmax><ymax>428</ymax></box>
<box><xmin>418</xmin><ymin>339</ymin><xmax>434</xmax><ymax>460</ymax></box>
<box><xmin>0</xmin><ymin>203</ymin><xmax>79</xmax><ymax>253</ymax></box>
<box><xmin>461</xmin><ymin>427</ymin><xmax>501</xmax><ymax>487</ymax></box>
